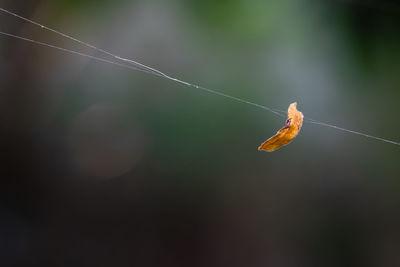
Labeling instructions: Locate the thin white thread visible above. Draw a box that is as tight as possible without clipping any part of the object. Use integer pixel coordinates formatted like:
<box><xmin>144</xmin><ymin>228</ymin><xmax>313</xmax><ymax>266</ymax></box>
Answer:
<box><xmin>0</xmin><ymin>7</ymin><xmax>164</xmax><ymax>77</ymax></box>
<box><xmin>0</xmin><ymin>7</ymin><xmax>285</xmax><ymax>117</ymax></box>
<box><xmin>0</xmin><ymin>7</ymin><xmax>399</xmax><ymax>147</ymax></box>
<box><xmin>0</xmin><ymin>31</ymin><xmax>285</xmax><ymax>117</ymax></box>
<box><xmin>304</xmin><ymin>118</ymin><xmax>400</xmax><ymax>146</ymax></box>
<box><xmin>0</xmin><ymin>31</ymin><xmax>160</xmax><ymax>75</ymax></box>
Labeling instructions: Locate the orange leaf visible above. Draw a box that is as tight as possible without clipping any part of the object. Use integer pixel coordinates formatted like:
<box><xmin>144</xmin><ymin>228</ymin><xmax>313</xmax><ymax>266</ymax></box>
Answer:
<box><xmin>258</xmin><ymin>102</ymin><xmax>304</xmax><ymax>152</ymax></box>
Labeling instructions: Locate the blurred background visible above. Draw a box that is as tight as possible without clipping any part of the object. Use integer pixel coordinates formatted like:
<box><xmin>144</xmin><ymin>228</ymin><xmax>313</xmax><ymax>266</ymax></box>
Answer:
<box><xmin>1</xmin><ymin>0</ymin><xmax>400</xmax><ymax>266</ymax></box>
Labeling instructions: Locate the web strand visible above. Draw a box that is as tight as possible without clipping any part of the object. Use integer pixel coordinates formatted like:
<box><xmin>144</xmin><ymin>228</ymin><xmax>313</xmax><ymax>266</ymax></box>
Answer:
<box><xmin>0</xmin><ymin>7</ymin><xmax>165</xmax><ymax>78</ymax></box>
<box><xmin>0</xmin><ymin>7</ymin><xmax>285</xmax><ymax>117</ymax></box>
<box><xmin>0</xmin><ymin>31</ymin><xmax>166</xmax><ymax>77</ymax></box>
<box><xmin>303</xmin><ymin>118</ymin><xmax>400</xmax><ymax>146</ymax></box>
<box><xmin>0</xmin><ymin>7</ymin><xmax>399</xmax><ymax>147</ymax></box>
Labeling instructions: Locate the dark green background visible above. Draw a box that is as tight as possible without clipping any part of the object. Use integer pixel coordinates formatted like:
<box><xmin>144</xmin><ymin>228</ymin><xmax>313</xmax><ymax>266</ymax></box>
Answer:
<box><xmin>1</xmin><ymin>0</ymin><xmax>400</xmax><ymax>266</ymax></box>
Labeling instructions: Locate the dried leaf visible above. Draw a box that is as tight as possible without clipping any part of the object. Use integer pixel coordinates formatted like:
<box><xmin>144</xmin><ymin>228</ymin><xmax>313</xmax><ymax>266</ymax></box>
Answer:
<box><xmin>258</xmin><ymin>102</ymin><xmax>304</xmax><ymax>152</ymax></box>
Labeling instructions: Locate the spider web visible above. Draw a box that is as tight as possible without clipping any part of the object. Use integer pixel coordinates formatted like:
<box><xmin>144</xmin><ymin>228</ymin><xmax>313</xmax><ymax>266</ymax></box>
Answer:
<box><xmin>0</xmin><ymin>7</ymin><xmax>399</xmax><ymax>147</ymax></box>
